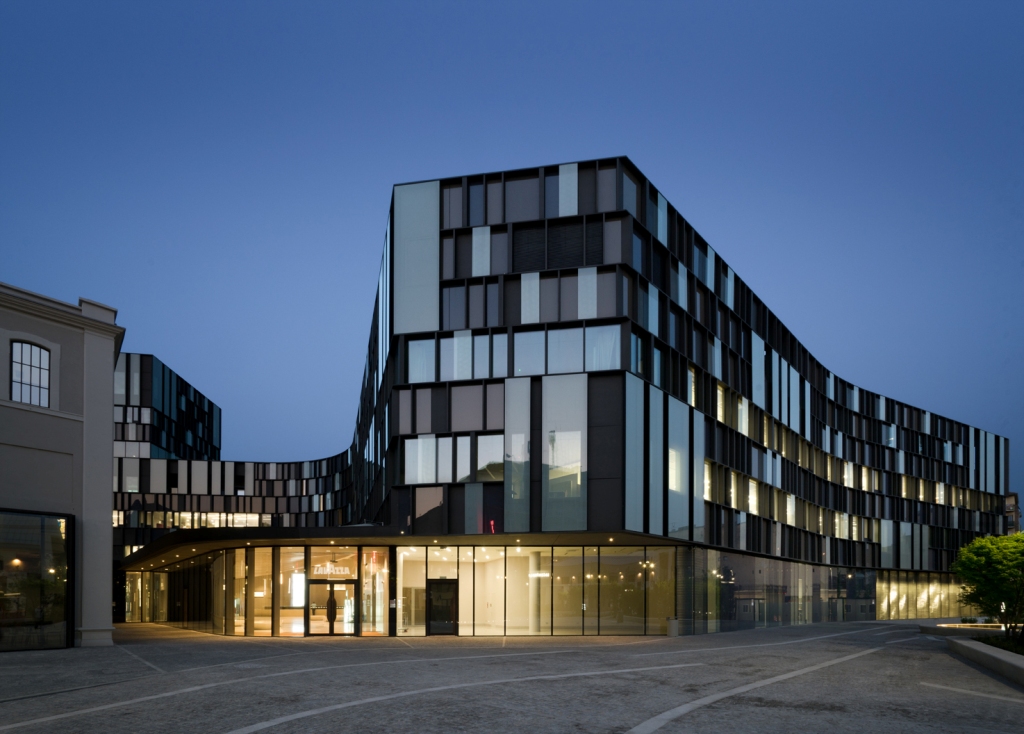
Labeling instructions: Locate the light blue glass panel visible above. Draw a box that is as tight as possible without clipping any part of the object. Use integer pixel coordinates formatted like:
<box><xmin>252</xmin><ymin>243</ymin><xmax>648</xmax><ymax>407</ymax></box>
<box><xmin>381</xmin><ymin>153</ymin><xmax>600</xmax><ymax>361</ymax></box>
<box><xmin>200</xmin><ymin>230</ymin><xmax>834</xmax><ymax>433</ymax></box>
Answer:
<box><xmin>648</xmin><ymin>287</ymin><xmax>659</xmax><ymax>337</ymax></box>
<box><xmin>439</xmin><ymin>338</ymin><xmax>454</xmax><ymax>381</ymax></box>
<box><xmin>668</xmin><ymin>396</ymin><xmax>689</xmax><ymax>539</ymax></box>
<box><xmin>789</xmin><ymin>367</ymin><xmax>800</xmax><ymax>433</ymax></box>
<box><xmin>542</xmin><ymin>374</ymin><xmax>587</xmax><ymax>531</ymax></box>
<box><xmin>521</xmin><ymin>273</ymin><xmax>540</xmax><ymax>324</ymax></box>
<box><xmin>585</xmin><ymin>325</ymin><xmax>620</xmax><ymax>371</ymax></box>
<box><xmin>558</xmin><ymin>163</ymin><xmax>578</xmax><ymax>217</ymax></box>
<box><xmin>578</xmin><ymin>267</ymin><xmax>597</xmax><ymax>319</ymax></box>
<box><xmin>394</xmin><ymin>181</ymin><xmax>440</xmax><ymax>334</ymax></box>
<box><xmin>492</xmin><ymin>334</ymin><xmax>508</xmax><ymax>378</ymax></box>
<box><xmin>514</xmin><ymin>331</ymin><xmax>545</xmax><ymax>376</ymax></box>
<box><xmin>751</xmin><ymin>334</ymin><xmax>765</xmax><ymax>409</ymax></box>
<box><xmin>474</xmin><ymin>335</ymin><xmax>490</xmax><ymax>379</ymax></box>
<box><xmin>472</xmin><ymin>227</ymin><xmax>491</xmax><ymax>277</ymax></box>
<box><xmin>504</xmin><ymin>378</ymin><xmax>531</xmax><ymax>532</ymax></box>
<box><xmin>454</xmin><ymin>331</ymin><xmax>472</xmax><ymax>380</ymax></box>
<box><xmin>408</xmin><ymin>340</ymin><xmax>435</xmax><ymax>383</ymax></box>
<box><xmin>649</xmin><ymin>386</ymin><xmax>664</xmax><ymax>535</ymax></box>
<box><xmin>624</xmin><ymin>373</ymin><xmax>644</xmax><ymax>533</ymax></box>
<box><xmin>547</xmin><ymin>328</ymin><xmax>582</xmax><ymax>374</ymax></box>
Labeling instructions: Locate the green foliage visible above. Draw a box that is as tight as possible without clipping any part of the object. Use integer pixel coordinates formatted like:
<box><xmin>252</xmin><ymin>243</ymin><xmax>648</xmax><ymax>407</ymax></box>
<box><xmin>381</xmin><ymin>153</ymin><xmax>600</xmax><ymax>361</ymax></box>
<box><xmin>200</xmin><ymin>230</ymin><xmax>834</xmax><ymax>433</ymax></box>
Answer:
<box><xmin>952</xmin><ymin>534</ymin><xmax>1024</xmax><ymax>641</ymax></box>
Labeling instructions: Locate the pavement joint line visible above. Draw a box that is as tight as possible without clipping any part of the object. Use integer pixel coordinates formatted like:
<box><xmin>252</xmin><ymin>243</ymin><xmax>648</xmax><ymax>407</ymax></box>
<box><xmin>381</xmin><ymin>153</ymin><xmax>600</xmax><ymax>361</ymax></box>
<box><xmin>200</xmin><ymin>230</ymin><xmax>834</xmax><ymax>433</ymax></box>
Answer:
<box><xmin>885</xmin><ymin>637</ymin><xmax>924</xmax><ymax>644</ymax></box>
<box><xmin>919</xmin><ymin>682</ymin><xmax>1024</xmax><ymax>704</ymax></box>
<box><xmin>0</xmin><ymin>676</ymin><xmax>157</xmax><ymax>705</ymax></box>
<box><xmin>0</xmin><ymin>648</ymin><xmax>581</xmax><ymax>732</ymax></box>
<box><xmin>625</xmin><ymin>646</ymin><xmax>884</xmax><ymax>733</ymax></box>
<box><xmin>175</xmin><ymin>642</ymin><xmax>416</xmax><ymax>674</ymax></box>
<box><xmin>116</xmin><ymin>644</ymin><xmax>165</xmax><ymax>674</ymax></box>
<box><xmin>634</xmin><ymin>626</ymin><xmax>877</xmax><ymax>657</ymax></box>
<box><xmin>873</xmin><ymin>628</ymin><xmax>913</xmax><ymax>636</ymax></box>
<box><xmin>219</xmin><ymin>662</ymin><xmax>707</xmax><ymax>734</ymax></box>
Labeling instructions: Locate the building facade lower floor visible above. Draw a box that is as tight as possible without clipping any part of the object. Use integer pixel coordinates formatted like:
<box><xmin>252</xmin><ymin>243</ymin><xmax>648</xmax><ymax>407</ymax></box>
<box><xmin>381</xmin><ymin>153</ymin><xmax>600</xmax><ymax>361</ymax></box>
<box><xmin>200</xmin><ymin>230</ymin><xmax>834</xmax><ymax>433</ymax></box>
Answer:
<box><xmin>122</xmin><ymin>528</ymin><xmax>972</xmax><ymax>638</ymax></box>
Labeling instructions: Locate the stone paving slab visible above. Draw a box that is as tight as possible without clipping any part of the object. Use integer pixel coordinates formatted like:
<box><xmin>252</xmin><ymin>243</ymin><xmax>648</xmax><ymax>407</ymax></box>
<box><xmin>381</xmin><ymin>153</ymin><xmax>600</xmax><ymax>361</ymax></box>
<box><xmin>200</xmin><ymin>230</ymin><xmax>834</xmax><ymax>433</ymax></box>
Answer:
<box><xmin>0</xmin><ymin>622</ymin><xmax>1020</xmax><ymax>733</ymax></box>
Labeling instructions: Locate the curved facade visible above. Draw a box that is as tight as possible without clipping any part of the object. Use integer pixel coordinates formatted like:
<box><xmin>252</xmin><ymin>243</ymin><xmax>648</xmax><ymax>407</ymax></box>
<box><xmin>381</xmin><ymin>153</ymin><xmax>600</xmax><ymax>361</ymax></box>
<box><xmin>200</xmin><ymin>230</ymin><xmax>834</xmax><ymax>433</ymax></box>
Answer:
<box><xmin>119</xmin><ymin>157</ymin><xmax>1009</xmax><ymax>634</ymax></box>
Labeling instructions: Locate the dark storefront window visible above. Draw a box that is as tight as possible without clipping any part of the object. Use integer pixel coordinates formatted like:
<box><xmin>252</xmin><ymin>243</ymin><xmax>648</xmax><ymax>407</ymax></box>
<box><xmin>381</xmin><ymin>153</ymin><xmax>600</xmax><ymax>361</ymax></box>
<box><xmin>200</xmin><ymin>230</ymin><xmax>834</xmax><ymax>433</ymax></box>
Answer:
<box><xmin>0</xmin><ymin>510</ymin><xmax>71</xmax><ymax>651</ymax></box>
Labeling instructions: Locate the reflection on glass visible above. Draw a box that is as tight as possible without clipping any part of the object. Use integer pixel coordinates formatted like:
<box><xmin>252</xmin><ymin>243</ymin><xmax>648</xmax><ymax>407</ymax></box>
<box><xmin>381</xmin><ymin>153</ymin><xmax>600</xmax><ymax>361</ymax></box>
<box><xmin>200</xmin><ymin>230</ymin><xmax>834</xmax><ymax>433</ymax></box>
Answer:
<box><xmin>599</xmin><ymin>546</ymin><xmax>645</xmax><ymax>634</ymax></box>
<box><xmin>361</xmin><ymin>548</ymin><xmax>389</xmax><ymax>636</ymax></box>
<box><xmin>278</xmin><ymin>547</ymin><xmax>305</xmax><ymax>636</ymax></box>
<box><xmin>253</xmin><ymin>548</ymin><xmax>273</xmax><ymax>636</ymax></box>
<box><xmin>474</xmin><ymin>546</ymin><xmax>505</xmax><ymax>635</ymax></box>
<box><xmin>476</xmin><ymin>435</ymin><xmax>504</xmax><ymax>481</ymax></box>
<box><xmin>309</xmin><ymin>547</ymin><xmax>357</xmax><ymax>580</ymax></box>
<box><xmin>459</xmin><ymin>548</ymin><xmax>474</xmax><ymax>635</ymax></box>
<box><xmin>553</xmin><ymin>547</ymin><xmax>583</xmax><ymax>635</ymax></box>
<box><xmin>397</xmin><ymin>547</ymin><xmax>426</xmax><ymax>636</ymax></box>
<box><xmin>457</xmin><ymin>436</ymin><xmax>472</xmax><ymax>482</ymax></box>
<box><xmin>645</xmin><ymin>547</ymin><xmax>675</xmax><ymax>634</ymax></box>
<box><xmin>542</xmin><ymin>374</ymin><xmax>587</xmax><ymax>531</ymax></box>
<box><xmin>521</xmin><ymin>273</ymin><xmax>540</xmax><ymax>323</ymax></box>
<box><xmin>668</xmin><ymin>396</ymin><xmax>690</xmax><ymax>539</ymax></box>
<box><xmin>0</xmin><ymin>512</ymin><xmax>69</xmax><ymax>651</ymax></box>
<box><xmin>231</xmin><ymin>550</ymin><xmax>246</xmax><ymax>635</ymax></box>
<box><xmin>507</xmin><ymin>546</ymin><xmax>551</xmax><ymax>635</ymax></box>
<box><xmin>504</xmin><ymin>378</ymin><xmax>530</xmax><ymax>532</ymax></box>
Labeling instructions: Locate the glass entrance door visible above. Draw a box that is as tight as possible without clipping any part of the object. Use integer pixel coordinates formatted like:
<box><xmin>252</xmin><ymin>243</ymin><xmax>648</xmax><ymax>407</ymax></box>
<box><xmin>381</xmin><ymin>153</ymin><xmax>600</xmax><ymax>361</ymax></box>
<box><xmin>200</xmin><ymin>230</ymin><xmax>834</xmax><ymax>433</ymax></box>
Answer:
<box><xmin>308</xmin><ymin>581</ymin><xmax>356</xmax><ymax>635</ymax></box>
<box><xmin>427</xmin><ymin>580</ymin><xmax>458</xmax><ymax>635</ymax></box>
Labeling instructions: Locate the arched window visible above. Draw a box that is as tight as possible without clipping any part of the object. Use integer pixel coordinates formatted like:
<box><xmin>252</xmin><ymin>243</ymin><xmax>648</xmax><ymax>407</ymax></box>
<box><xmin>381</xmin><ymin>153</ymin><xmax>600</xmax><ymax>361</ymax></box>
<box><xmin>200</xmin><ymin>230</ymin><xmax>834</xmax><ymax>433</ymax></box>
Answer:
<box><xmin>11</xmin><ymin>341</ymin><xmax>49</xmax><ymax>408</ymax></box>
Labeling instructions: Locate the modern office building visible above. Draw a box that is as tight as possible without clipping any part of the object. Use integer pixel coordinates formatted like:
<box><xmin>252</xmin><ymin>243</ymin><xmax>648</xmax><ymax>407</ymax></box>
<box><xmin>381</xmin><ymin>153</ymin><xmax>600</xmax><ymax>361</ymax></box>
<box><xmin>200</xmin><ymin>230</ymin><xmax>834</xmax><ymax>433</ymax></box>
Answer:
<box><xmin>121</xmin><ymin>157</ymin><xmax>1010</xmax><ymax>638</ymax></box>
<box><xmin>1</xmin><ymin>282</ymin><xmax>124</xmax><ymax>650</ymax></box>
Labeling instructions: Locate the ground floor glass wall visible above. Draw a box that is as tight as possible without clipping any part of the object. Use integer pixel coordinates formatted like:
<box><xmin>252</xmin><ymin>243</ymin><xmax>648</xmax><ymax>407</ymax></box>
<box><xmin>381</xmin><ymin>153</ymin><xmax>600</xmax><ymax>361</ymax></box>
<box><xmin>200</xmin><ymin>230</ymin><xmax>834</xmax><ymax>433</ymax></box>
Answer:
<box><xmin>678</xmin><ymin>547</ymin><xmax>880</xmax><ymax>634</ymax></box>
<box><xmin>397</xmin><ymin>545</ymin><xmax>674</xmax><ymax>636</ymax></box>
<box><xmin>875</xmin><ymin>570</ymin><xmax>973</xmax><ymax>620</ymax></box>
<box><xmin>128</xmin><ymin>542</ymin><xmax>972</xmax><ymax>638</ymax></box>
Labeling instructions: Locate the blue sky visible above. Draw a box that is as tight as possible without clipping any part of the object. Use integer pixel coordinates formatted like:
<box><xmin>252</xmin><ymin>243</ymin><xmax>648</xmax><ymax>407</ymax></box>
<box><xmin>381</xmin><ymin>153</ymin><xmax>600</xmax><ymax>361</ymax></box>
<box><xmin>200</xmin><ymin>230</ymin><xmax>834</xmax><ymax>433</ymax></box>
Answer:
<box><xmin>1</xmin><ymin>2</ymin><xmax>1021</xmax><ymax>491</ymax></box>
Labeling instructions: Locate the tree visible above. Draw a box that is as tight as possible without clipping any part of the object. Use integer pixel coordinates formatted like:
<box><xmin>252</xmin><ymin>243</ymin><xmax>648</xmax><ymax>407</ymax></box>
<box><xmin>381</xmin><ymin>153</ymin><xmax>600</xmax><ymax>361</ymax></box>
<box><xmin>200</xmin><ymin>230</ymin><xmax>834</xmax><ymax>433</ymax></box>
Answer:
<box><xmin>951</xmin><ymin>534</ymin><xmax>1024</xmax><ymax>641</ymax></box>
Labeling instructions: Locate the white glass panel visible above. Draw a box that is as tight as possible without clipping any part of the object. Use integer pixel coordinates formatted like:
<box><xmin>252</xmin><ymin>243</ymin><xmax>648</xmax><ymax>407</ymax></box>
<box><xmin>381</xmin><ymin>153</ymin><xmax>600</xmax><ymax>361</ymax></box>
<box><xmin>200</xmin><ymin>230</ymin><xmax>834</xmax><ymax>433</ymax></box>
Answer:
<box><xmin>584</xmin><ymin>325</ymin><xmax>620</xmax><ymax>371</ymax></box>
<box><xmin>521</xmin><ymin>273</ymin><xmax>539</xmax><ymax>324</ymax></box>
<box><xmin>408</xmin><ymin>340</ymin><xmax>435</xmax><ymax>383</ymax></box>
<box><xmin>472</xmin><ymin>226</ymin><xmax>491</xmax><ymax>277</ymax></box>
<box><xmin>577</xmin><ymin>267</ymin><xmax>597</xmax><ymax>319</ymax></box>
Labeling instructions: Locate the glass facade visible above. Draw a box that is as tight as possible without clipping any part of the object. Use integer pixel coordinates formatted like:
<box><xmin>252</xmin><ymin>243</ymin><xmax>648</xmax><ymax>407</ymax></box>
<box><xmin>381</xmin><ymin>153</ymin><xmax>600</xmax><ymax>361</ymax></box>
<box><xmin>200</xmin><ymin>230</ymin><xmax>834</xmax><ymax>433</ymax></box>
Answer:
<box><xmin>114</xmin><ymin>156</ymin><xmax>1007</xmax><ymax>638</ymax></box>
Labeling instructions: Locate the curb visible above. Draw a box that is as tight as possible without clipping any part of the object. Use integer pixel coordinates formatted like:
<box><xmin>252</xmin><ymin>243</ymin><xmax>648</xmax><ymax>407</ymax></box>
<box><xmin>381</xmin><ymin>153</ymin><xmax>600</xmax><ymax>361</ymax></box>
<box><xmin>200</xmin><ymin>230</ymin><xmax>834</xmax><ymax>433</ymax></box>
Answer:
<box><xmin>921</xmin><ymin>624</ymin><xmax>1004</xmax><ymax>638</ymax></box>
<box><xmin>946</xmin><ymin>637</ymin><xmax>1024</xmax><ymax>687</ymax></box>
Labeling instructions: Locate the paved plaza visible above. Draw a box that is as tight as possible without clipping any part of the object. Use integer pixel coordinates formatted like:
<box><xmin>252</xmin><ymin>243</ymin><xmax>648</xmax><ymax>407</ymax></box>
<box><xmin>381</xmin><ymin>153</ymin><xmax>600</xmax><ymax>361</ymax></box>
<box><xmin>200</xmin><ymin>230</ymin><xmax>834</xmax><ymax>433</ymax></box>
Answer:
<box><xmin>0</xmin><ymin>622</ymin><xmax>1022</xmax><ymax>733</ymax></box>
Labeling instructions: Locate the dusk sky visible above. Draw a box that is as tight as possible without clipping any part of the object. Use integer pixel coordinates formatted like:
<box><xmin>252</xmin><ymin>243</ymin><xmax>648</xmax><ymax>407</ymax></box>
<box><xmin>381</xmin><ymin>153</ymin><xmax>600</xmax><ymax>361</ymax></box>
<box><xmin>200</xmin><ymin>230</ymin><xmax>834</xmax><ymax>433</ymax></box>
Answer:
<box><xmin>1</xmin><ymin>2</ymin><xmax>1021</xmax><ymax>491</ymax></box>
